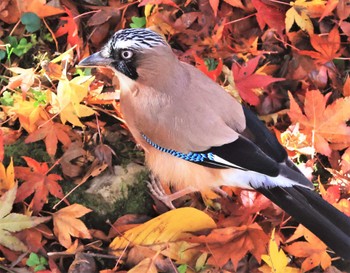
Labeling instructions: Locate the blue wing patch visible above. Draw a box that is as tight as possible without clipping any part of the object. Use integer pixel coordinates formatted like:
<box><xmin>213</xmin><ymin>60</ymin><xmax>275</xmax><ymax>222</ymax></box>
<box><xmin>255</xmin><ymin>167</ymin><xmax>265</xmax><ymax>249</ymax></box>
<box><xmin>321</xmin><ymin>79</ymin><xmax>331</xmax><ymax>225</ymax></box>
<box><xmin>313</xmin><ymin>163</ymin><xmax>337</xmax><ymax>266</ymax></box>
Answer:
<box><xmin>141</xmin><ymin>133</ymin><xmax>247</xmax><ymax>170</ymax></box>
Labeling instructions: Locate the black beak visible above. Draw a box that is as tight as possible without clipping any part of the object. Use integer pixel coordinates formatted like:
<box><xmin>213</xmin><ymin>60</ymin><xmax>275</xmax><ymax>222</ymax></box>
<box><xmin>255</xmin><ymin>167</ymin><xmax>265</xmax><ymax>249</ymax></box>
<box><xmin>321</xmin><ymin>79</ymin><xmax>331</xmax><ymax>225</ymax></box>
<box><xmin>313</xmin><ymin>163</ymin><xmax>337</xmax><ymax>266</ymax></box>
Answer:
<box><xmin>78</xmin><ymin>51</ymin><xmax>113</xmax><ymax>67</ymax></box>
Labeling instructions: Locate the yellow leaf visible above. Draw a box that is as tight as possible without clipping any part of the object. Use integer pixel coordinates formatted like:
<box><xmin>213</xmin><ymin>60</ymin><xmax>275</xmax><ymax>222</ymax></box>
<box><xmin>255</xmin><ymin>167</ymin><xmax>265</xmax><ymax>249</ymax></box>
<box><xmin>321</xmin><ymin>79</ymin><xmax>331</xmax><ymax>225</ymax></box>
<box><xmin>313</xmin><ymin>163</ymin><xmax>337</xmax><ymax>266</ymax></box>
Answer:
<box><xmin>53</xmin><ymin>204</ymin><xmax>92</xmax><ymax>248</ymax></box>
<box><xmin>286</xmin><ymin>4</ymin><xmax>314</xmax><ymax>34</ymax></box>
<box><xmin>260</xmin><ymin>229</ymin><xmax>300</xmax><ymax>273</ymax></box>
<box><xmin>0</xmin><ymin>185</ymin><xmax>51</xmax><ymax>251</ymax></box>
<box><xmin>51</xmin><ymin>75</ymin><xmax>95</xmax><ymax>127</ymax></box>
<box><xmin>110</xmin><ymin>207</ymin><xmax>216</xmax><ymax>251</ymax></box>
<box><xmin>3</xmin><ymin>93</ymin><xmax>47</xmax><ymax>133</ymax></box>
<box><xmin>0</xmin><ymin>158</ymin><xmax>15</xmax><ymax>193</ymax></box>
<box><xmin>128</xmin><ymin>258</ymin><xmax>157</xmax><ymax>273</ymax></box>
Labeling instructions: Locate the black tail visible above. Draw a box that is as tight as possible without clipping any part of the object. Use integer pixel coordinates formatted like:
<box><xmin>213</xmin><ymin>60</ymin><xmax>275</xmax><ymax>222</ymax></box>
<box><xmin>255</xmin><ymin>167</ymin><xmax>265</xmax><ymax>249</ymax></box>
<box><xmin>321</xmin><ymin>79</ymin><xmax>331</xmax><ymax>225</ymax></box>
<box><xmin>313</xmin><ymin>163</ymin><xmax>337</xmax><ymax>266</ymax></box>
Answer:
<box><xmin>257</xmin><ymin>186</ymin><xmax>350</xmax><ymax>260</ymax></box>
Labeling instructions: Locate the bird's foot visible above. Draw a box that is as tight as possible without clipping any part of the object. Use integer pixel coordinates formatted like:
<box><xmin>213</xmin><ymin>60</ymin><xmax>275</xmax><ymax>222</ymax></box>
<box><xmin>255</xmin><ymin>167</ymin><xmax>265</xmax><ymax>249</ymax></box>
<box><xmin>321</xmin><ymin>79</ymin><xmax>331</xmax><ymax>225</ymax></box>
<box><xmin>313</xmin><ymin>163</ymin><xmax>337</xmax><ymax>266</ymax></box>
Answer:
<box><xmin>147</xmin><ymin>173</ymin><xmax>197</xmax><ymax>210</ymax></box>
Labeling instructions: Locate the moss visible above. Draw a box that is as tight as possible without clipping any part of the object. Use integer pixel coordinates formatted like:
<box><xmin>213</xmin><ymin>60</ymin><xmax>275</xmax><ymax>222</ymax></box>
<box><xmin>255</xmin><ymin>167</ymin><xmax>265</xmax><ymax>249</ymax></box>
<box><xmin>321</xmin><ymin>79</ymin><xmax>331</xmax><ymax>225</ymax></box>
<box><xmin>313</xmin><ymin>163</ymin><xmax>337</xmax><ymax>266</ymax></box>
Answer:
<box><xmin>64</xmin><ymin>168</ymin><xmax>154</xmax><ymax>231</ymax></box>
<box><xmin>4</xmin><ymin>138</ymin><xmax>51</xmax><ymax>166</ymax></box>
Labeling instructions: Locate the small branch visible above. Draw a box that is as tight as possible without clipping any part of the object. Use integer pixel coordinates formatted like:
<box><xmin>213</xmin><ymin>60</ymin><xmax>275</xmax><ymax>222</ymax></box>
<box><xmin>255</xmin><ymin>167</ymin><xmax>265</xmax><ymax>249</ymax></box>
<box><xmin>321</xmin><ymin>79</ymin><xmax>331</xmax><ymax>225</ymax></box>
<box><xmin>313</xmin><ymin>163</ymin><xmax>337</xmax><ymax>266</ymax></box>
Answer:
<box><xmin>225</xmin><ymin>13</ymin><xmax>257</xmax><ymax>26</ymax></box>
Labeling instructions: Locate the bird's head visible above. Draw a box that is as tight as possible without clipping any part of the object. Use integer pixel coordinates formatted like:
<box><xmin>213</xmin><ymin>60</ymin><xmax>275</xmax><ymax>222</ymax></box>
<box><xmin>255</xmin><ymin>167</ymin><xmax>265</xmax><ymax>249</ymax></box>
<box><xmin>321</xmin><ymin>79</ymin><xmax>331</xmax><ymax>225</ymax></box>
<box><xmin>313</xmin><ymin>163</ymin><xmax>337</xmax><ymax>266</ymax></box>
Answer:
<box><xmin>79</xmin><ymin>28</ymin><xmax>174</xmax><ymax>86</ymax></box>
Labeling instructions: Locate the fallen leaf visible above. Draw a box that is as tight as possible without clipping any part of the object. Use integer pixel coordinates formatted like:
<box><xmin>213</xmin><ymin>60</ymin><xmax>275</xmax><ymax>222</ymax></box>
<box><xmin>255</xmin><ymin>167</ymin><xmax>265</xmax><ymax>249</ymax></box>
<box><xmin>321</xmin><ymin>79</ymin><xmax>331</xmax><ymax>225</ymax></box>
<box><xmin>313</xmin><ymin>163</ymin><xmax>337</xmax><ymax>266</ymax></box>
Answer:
<box><xmin>109</xmin><ymin>207</ymin><xmax>216</xmax><ymax>251</ymax></box>
<box><xmin>2</xmin><ymin>93</ymin><xmax>47</xmax><ymax>133</ymax></box>
<box><xmin>188</xmin><ymin>222</ymin><xmax>269</xmax><ymax>269</ymax></box>
<box><xmin>2</xmin><ymin>67</ymin><xmax>38</xmax><ymax>99</ymax></box>
<box><xmin>259</xmin><ymin>229</ymin><xmax>300</xmax><ymax>273</ymax></box>
<box><xmin>194</xmin><ymin>55</ymin><xmax>223</xmax><ymax>81</ymax></box>
<box><xmin>252</xmin><ymin>0</ymin><xmax>285</xmax><ymax>36</ymax></box>
<box><xmin>286</xmin><ymin>0</ymin><xmax>315</xmax><ymax>34</ymax></box>
<box><xmin>232</xmin><ymin>56</ymin><xmax>284</xmax><ymax>105</ymax></box>
<box><xmin>0</xmin><ymin>158</ymin><xmax>15</xmax><ymax>194</ymax></box>
<box><xmin>53</xmin><ymin>204</ymin><xmax>92</xmax><ymax>248</ymax></box>
<box><xmin>55</xmin><ymin>7</ymin><xmax>82</xmax><ymax>56</ymax></box>
<box><xmin>0</xmin><ymin>185</ymin><xmax>51</xmax><ymax>251</ymax></box>
<box><xmin>343</xmin><ymin>75</ymin><xmax>350</xmax><ymax>97</ymax></box>
<box><xmin>288</xmin><ymin>90</ymin><xmax>350</xmax><ymax>156</ymax></box>
<box><xmin>15</xmin><ymin>157</ymin><xmax>64</xmax><ymax>213</ymax></box>
<box><xmin>128</xmin><ymin>258</ymin><xmax>157</xmax><ymax>273</ymax></box>
<box><xmin>25</xmin><ymin>121</ymin><xmax>71</xmax><ymax>156</ymax></box>
<box><xmin>299</xmin><ymin>27</ymin><xmax>341</xmax><ymax>64</ymax></box>
<box><xmin>50</xmin><ymin>75</ymin><xmax>95</xmax><ymax>127</ymax></box>
<box><xmin>319</xmin><ymin>0</ymin><xmax>339</xmax><ymax>21</ymax></box>
<box><xmin>285</xmin><ymin>226</ymin><xmax>331</xmax><ymax>271</ymax></box>
<box><xmin>0</xmin><ymin>0</ymin><xmax>63</xmax><ymax>24</ymax></box>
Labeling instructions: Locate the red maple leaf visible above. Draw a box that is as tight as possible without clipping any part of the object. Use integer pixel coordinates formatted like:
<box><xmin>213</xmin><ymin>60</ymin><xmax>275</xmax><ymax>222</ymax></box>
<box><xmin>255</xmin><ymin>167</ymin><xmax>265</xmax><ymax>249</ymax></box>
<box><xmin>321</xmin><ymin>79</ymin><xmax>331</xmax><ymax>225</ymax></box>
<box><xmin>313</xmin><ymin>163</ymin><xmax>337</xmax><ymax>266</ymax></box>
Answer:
<box><xmin>251</xmin><ymin>0</ymin><xmax>285</xmax><ymax>37</ymax></box>
<box><xmin>15</xmin><ymin>157</ymin><xmax>65</xmax><ymax>213</ymax></box>
<box><xmin>55</xmin><ymin>7</ymin><xmax>82</xmax><ymax>57</ymax></box>
<box><xmin>232</xmin><ymin>56</ymin><xmax>284</xmax><ymax>105</ymax></box>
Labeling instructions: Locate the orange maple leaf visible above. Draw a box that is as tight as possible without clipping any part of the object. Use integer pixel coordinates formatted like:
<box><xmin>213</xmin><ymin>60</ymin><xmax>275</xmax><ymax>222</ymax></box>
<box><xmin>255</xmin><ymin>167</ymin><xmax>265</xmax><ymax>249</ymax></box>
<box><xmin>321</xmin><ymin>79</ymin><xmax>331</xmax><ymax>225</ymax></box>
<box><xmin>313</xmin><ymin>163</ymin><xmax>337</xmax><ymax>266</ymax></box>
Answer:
<box><xmin>194</xmin><ymin>55</ymin><xmax>223</xmax><ymax>81</ymax></box>
<box><xmin>288</xmin><ymin>90</ymin><xmax>350</xmax><ymax>156</ymax></box>
<box><xmin>14</xmin><ymin>157</ymin><xmax>64</xmax><ymax>213</ymax></box>
<box><xmin>285</xmin><ymin>225</ymin><xmax>331</xmax><ymax>271</ymax></box>
<box><xmin>188</xmin><ymin>222</ymin><xmax>268</xmax><ymax>269</ymax></box>
<box><xmin>25</xmin><ymin>121</ymin><xmax>71</xmax><ymax>156</ymax></box>
<box><xmin>53</xmin><ymin>204</ymin><xmax>92</xmax><ymax>248</ymax></box>
<box><xmin>299</xmin><ymin>27</ymin><xmax>341</xmax><ymax>64</ymax></box>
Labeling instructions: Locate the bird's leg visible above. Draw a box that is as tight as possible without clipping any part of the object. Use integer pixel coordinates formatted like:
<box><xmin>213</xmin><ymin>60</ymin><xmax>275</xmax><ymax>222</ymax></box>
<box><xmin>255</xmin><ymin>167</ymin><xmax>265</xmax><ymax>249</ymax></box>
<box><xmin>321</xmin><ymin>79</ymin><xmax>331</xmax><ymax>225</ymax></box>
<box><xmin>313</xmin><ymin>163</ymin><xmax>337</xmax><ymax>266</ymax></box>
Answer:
<box><xmin>147</xmin><ymin>173</ymin><xmax>197</xmax><ymax>209</ymax></box>
<box><xmin>212</xmin><ymin>187</ymin><xmax>230</xmax><ymax>199</ymax></box>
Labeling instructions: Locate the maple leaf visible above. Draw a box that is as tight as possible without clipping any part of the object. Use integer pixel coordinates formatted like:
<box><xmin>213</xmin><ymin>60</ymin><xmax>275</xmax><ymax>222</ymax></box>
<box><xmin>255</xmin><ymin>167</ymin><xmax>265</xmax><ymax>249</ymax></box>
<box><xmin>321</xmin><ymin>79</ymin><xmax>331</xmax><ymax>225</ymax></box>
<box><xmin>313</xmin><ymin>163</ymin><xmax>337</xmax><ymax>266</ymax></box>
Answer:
<box><xmin>285</xmin><ymin>0</ymin><xmax>314</xmax><ymax>34</ymax></box>
<box><xmin>55</xmin><ymin>7</ymin><xmax>82</xmax><ymax>56</ymax></box>
<box><xmin>319</xmin><ymin>0</ymin><xmax>339</xmax><ymax>21</ymax></box>
<box><xmin>0</xmin><ymin>158</ymin><xmax>15</xmax><ymax>194</ymax></box>
<box><xmin>252</xmin><ymin>0</ymin><xmax>285</xmax><ymax>36</ymax></box>
<box><xmin>50</xmin><ymin>75</ymin><xmax>95</xmax><ymax>127</ymax></box>
<box><xmin>0</xmin><ymin>0</ymin><xmax>64</xmax><ymax>24</ymax></box>
<box><xmin>2</xmin><ymin>67</ymin><xmax>38</xmax><ymax>98</ymax></box>
<box><xmin>259</xmin><ymin>229</ymin><xmax>299</xmax><ymax>273</ymax></box>
<box><xmin>188</xmin><ymin>222</ymin><xmax>269</xmax><ymax>269</ymax></box>
<box><xmin>0</xmin><ymin>185</ymin><xmax>51</xmax><ymax>251</ymax></box>
<box><xmin>285</xmin><ymin>225</ymin><xmax>331</xmax><ymax>271</ymax></box>
<box><xmin>209</xmin><ymin>0</ymin><xmax>219</xmax><ymax>16</ymax></box>
<box><xmin>299</xmin><ymin>27</ymin><xmax>341</xmax><ymax>64</ymax></box>
<box><xmin>53</xmin><ymin>204</ymin><xmax>92</xmax><ymax>248</ymax></box>
<box><xmin>343</xmin><ymin>75</ymin><xmax>350</xmax><ymax>96</ymax></box>
<box><xmin>232</xmin><ymin>56</ymin><xmax>284</xmax><ymax>105</ymax></box>
<box><xmin>288</xmin><ymin>90</ymin><xmax>350</xmax><ymax>156</ymax></box>
<box><xmin>2</xmin><ymin>93</ymin><xmax>47</xmax><ymax>133</ymax></box>
<box><xmin>25</xmin><ymin>121</ymin><xmax>71</xmax><ymax>156</ymax></box>
<box><xmin>194</xmin><ymin>55</ymin><xmax>223</xmax><ymax>81</ymax></box>
<box><xmin>14</xmin><ymin>157</ymin><xmax>64</xmax><ymax>213</ymax></box>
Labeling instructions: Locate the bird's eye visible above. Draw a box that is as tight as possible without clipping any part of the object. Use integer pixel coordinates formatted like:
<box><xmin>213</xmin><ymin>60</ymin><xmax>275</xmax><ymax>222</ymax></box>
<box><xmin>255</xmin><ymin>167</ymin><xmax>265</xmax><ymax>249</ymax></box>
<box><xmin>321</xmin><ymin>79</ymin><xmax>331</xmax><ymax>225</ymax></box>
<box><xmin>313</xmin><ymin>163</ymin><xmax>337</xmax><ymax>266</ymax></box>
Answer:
<box><xmin>120</xmin><ymin>50</ymin><xmax>133</xmax><ymax>60</ymax></box>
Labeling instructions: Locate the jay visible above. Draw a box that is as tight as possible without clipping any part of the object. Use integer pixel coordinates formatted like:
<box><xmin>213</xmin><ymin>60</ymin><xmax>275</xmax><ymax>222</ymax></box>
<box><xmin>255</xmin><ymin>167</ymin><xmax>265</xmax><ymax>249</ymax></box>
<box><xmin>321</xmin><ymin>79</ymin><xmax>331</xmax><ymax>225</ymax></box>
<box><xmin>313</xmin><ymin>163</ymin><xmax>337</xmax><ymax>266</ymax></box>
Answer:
<box><xmin>79</xmin><ymin>28</ymin><xmax>350</xmax><ymax>260</ymax></box>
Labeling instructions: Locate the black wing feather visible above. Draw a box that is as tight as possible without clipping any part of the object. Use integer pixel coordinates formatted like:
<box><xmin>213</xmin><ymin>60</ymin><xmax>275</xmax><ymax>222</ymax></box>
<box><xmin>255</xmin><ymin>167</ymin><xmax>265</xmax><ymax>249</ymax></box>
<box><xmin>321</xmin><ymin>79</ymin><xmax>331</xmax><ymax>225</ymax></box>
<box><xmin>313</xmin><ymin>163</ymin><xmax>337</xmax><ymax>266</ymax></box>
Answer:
<box><xmin>257</xmin><ymin>186</ymin><xmax>350</xmax><ymax>260</ymax></box>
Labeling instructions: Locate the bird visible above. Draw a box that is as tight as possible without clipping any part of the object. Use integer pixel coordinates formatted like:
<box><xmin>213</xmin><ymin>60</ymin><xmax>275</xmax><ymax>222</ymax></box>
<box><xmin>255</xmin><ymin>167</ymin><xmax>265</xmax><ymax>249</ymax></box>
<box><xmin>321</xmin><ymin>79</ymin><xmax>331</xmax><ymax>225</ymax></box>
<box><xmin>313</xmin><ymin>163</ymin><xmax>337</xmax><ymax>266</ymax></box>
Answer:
<box><xmin>79</xmin><ymin>28</ymin><xmax>350</xmax><ymax>260</ymax></box>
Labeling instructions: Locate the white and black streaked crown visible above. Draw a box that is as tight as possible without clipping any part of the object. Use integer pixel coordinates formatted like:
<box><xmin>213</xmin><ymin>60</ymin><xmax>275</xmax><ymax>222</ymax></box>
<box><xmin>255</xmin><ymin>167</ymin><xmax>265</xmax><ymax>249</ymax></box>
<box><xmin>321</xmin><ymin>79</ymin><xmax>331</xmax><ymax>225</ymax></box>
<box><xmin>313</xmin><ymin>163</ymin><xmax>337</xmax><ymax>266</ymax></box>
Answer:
<box><xmin>108</xmin><ymin>28</ymin><xmax>167</xmax><ymax>51</ymax></box>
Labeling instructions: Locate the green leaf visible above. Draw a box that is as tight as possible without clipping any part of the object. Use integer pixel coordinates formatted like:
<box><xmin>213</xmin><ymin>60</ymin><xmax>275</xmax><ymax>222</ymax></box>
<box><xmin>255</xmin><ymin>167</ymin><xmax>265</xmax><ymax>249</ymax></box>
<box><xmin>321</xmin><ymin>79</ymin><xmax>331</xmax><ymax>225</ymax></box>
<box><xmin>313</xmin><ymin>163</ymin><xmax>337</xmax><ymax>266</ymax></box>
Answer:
<box><xmin>177</xmin><ymin>264</ymin><xmax>187</xmax><ymax>273</ymax></box>
<box><xmin>0</xmin><ymin>91</ymin><xmax>14</xmax><ymax>106</ymax></box>
<box><xmin>31</xmin><ymin>90</ymin><xmax>47</xmax><ymax>107</ymax></box>
<box><xmin>21</xmin><ymin>12</ymin><xmax>41</xmax><ymax>33</ymax></box>
<box><xmin>34</xmin><ymin>264</ymin><xmax>46</xmax><ymax>272</ymax></box>
<box><xmin>26</xmin><ymin>253</ymin><xmax>40</xmax><ymax>267</ymax></box>
<box><xmin>7</xmin><ymin>36</ymin><xmax>18</xmax><ymax>47</ymax></box>
<box><xmin>12</xmin><ymin>38</ymin><xmax>33</xmax><ymax>57</ymax></box>
<box><xmin>130</xmin><ymin>16</ymin><xmax>146</xmax><ymax>28</ymax></box>
<box><xmin>0</xmin><ymin>50</ymin><xmax>6</xmax><ymax>60</ymax></box>
<box><xmin>204</xmin><ymin>58</ymin><xmax>218</xmax><ymax>71</ymax></box>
